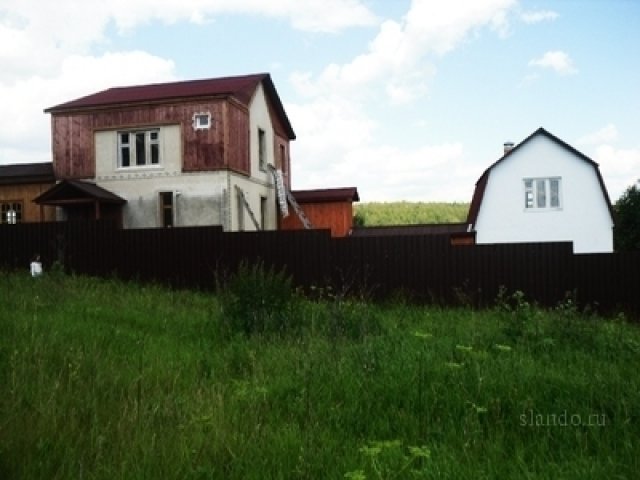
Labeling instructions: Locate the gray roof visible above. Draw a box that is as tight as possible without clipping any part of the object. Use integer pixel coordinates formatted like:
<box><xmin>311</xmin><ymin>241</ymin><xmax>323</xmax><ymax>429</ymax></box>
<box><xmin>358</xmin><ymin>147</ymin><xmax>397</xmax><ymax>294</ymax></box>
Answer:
<box><xmin>0</xmin><ymin>162</ymin><xmax>54</xmax><ymax>185</ymax></box>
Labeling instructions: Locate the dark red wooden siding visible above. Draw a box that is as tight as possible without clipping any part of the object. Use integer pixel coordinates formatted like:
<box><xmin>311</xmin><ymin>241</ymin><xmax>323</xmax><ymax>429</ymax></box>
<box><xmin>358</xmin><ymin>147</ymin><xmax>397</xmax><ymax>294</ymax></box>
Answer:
<box><xmin>50</xmin><ymin>99</ymin><xmax>253</xmax><ymax>178</ymax></box>
<box><xmin>280</xmin><ymin>201</ymin><xmax>355</xmax><ymax>237</ymax></box>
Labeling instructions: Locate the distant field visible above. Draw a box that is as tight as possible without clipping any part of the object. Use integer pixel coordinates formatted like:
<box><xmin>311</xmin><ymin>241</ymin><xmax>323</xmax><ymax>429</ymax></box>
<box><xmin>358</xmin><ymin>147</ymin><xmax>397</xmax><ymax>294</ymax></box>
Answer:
<box><xmin>1</xmin><ymin>270</ymin><xmax>638</xmax><ymax>479</ymax></box>
<box><xmin>354</xmin><ymin>201</ymin><xmax>470</xmax><ymax>226</ymax></box>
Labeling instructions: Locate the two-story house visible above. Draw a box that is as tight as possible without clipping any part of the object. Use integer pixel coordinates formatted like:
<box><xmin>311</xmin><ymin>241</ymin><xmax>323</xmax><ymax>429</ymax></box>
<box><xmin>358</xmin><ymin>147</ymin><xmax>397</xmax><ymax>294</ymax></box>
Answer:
<box><xmin>36</xmin><ymin>73</ymin><xmax>295</xmax><ymax>231</ymax></box>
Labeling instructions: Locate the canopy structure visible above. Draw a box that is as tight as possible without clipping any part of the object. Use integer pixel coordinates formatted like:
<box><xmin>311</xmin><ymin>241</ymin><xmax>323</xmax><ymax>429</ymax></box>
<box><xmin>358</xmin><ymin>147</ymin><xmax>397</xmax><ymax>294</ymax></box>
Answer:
<box><xmin>34</xmin><ymin>179</ymin><xmax>126</xmax><ymax>223</ymax></box>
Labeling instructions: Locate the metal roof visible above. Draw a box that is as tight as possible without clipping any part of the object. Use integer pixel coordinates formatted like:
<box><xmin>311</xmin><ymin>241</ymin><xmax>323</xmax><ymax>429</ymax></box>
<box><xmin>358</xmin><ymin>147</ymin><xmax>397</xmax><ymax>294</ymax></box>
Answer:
<box><xmin>0</xmin><ymin>162</ymin><xmax>54</xmax><ymax>185</ymax></box>
<box><xmin>291</xmin><ymin>187</ymin><xmax>360</xmax><ymax>203</ymax></box>
<box><xmin>34</xmin><ymin>180</ymin><xmax>126</xmax><ymax>205</ymax></box>
<box><xmin>45</xmin><ymin>72</ymin><xmax>295</xmax><ymax>139</ymax></box>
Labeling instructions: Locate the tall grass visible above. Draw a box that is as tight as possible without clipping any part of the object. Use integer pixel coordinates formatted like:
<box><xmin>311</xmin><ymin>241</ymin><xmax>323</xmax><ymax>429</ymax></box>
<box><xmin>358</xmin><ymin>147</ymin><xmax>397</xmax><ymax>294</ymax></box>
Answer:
<box><xmin>1</xmin><ymin>270</ymin><xmax>638</xmax><ymax>479</ymax></box>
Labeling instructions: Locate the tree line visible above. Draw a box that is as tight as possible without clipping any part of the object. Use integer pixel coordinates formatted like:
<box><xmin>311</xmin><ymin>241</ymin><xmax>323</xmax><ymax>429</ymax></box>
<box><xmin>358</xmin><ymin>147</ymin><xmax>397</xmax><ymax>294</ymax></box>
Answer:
<box><xmin>353</xmin><ymin>201</ymin><xmax>469</xmax><ymax>226</ymax></box>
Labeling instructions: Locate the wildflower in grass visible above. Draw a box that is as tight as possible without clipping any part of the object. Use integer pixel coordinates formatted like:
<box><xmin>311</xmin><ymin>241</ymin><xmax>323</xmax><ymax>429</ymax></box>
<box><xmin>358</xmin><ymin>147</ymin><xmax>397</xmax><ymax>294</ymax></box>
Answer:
<box><xmin>456</xmin><ymin>344</ymin><xmax>473</xmax><ymax>352</ymax></box>
<box><xmin>378</xmin><ymin>440</ymin><xmax>402</xmax><ymax>449</ymax></box>
<box><xmin>344</xmin><ymin>470</ymin><xmax>366</xmax><ymax>480</ymax></box>
<box><xmin>359</xmin><ymin>444</ymin><xmax>382</xmax><ymax>457</ymax></box>
<box><xmin>469</xmin><ymin>402</ymin><xmax>488</xmax><ymax>414</ymax></box>
<box><xmin>413</xmin><ymin>331</ymin><xmax>432</xmax><ymax>339</ymax></box>
<box><xmin>494</xmin><ymin>343</ymin><xmax>512</xmax><ymax>352</ymax></box>
<box><xmin>408</xmin><ymin>445</ymin><xmax>431</xmax><ymax>458</ymax></box>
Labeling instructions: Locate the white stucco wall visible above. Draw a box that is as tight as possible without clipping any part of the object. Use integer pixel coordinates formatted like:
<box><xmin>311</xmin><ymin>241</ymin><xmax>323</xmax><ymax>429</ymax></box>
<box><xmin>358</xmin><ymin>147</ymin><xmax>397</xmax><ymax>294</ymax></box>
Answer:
<box><xmin>230</xmin><ymin>173</ymin><xmax>277</xmax><ymax>232</ymax></box>
<box><xmin>474</xmin><ymin>134</ymin><xmax>613</xmax><ymax>253</ymax></box>
<box><xmin>249</xmin><ymin>84</ymin><xmax>276</xmax><ymax>183</ymax></box>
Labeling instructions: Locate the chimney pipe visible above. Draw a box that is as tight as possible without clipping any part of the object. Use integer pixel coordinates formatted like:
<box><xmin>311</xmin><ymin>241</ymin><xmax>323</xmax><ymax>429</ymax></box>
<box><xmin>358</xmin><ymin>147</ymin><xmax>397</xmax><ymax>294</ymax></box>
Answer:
<box><xmin>503</xmin><ymin>141</ymin><xmax>515</xmax><ymax>154</ymax></box>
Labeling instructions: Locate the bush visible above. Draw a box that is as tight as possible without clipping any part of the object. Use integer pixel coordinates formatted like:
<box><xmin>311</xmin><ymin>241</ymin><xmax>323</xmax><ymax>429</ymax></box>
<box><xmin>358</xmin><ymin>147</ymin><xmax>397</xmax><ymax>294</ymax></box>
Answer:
<box><xmin>218</xmin><ymin>261</ymin><xmax>302</xmax><ymax>336</ymax></box>
<box><xmin>614</xmin><ymin>183</ymin><xmax>640</xmax><ymax>251</ymax></box>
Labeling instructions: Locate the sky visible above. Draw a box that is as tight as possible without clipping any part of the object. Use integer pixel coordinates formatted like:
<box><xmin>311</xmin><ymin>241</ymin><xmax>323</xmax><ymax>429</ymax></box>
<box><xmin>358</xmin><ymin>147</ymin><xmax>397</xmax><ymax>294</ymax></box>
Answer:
<box><xmin>1</xmin><ymin>0</ymin><xmax>639</xmax><ymax>203</ymax></box>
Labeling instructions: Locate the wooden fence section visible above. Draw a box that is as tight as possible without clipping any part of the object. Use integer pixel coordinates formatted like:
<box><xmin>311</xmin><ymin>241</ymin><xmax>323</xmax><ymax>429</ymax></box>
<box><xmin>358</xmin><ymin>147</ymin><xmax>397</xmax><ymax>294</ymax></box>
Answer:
<box><xmin>1</xmin><ymin>221</ymin><xmax>638</xmax><ymax>315</ymax></box>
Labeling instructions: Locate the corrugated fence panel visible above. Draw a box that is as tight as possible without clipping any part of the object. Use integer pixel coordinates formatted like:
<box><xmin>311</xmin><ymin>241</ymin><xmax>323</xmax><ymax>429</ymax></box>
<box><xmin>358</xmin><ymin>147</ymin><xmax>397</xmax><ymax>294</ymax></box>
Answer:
<box><xmin>1</xmin><ymin>222</ymin><xmax>638</xmax><ymax>316</ymax></box>
<box><xmin>573</xmin><ymin>251</ymin><xmax>640</xmax><ymax>314</ymax></box>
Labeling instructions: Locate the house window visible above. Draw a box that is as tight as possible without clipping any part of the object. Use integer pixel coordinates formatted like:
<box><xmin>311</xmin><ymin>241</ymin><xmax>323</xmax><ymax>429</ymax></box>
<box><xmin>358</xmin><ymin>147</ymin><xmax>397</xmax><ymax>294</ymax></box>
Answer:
<box><xmin>159</xmin><ymin>192</ymin><xmax>173</xmax><ymax>227</ymax></box>
<box><xmin>524</xmin><ymin>177</ymin><xmax>561</xmax><ymax>210</ymax></box>
<box><xmin>118</xmin><ymin>129</ymin><xmax>160</xmax><ymax>168</ymax></box>
<box><xmin>193</xmin><ymin>112</ymin><xmax>211</xmax><ymax>130</ymax></box>
<box><xmin>258</xmin><ymin>128</ymin><xmax>266</xmax><ymax>171</ymax></box>
<box><xmin>1</xmin><ymin>202</ymin><xmax>22</xmax><ymax>224</ymax></box>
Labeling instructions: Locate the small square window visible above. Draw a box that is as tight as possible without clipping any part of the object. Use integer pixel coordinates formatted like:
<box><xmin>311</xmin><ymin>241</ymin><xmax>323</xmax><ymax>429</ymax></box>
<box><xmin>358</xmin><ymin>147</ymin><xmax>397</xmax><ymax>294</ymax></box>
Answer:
<box><xmin>193</xmin><ymin>113</ymin><xmax>211</xmax><ymax>130</ymax></box>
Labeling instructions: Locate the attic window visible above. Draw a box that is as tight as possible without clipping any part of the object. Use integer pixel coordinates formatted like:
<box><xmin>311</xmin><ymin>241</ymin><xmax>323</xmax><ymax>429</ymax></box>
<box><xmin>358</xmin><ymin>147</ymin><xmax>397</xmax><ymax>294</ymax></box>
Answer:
<box><xmin>193</xmin><ymin>113</ymin><xmax>211</xmax><ymax>130</ymax></box>
<box><xmin>524</xmin><ymin>177</ymin><xmax>561</xmax><ymax>210</ymax></box>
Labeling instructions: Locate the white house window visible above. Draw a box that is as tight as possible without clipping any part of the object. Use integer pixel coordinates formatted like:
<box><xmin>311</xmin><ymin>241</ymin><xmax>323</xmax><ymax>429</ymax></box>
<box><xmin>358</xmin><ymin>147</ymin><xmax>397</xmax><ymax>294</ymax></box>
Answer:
<box><xmin>524</xmin><ymin>177</ymin><xmax>561</xmax><ymax>210</ymax></box>
<box><xmin>118</xmin><ymin>129</ymin><xmax>160</xmax><ymax>168</ymax></box>
<box><xmin>1</xmin><ymin>202</ymin><xmax>22</xmax><ymax>224</ymax></box>
<box><xmin>193</xmin><ymin>112</ymin><xmax>211</xmax><ymax>130</ymax></box>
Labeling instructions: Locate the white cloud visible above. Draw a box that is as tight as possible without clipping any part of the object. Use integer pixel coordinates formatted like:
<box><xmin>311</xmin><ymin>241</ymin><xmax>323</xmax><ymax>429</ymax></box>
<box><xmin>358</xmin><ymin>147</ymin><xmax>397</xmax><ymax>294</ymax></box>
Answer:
<box><xmin>0</xmin><ymin>0</ymin><xmax>377</xmax><ymax>81</ymax></box>
<box><xmin>520</xmin><ymin>10</ymin><xmax>559</xmax><ymax>24</ymax></box>
<box><xmin>288</xmin><ymin>0</ymin><xmax>518</xmax><ymax>201</ymax></box>
<box><xmin>576</xmin><ymin>124</ymin><xmax>619</xmax><ymax>146</ymax></box>
<box><xmin>292</xmin><ymin>0</ymin><xmax>516</xmax><ymax>102</ymax></box>
<box><xmin>528</xmin><ymin>50</ymin><xmax>577</xmax><ymax>75</ymax></box>
<box><xmin>340</xmin><ymin>143</ymin><xmax>472</xmax><ymax>201</ymax></box>
<box><xmin>593</xmin><ymin>145</ymin><xmax>640</xmax><ymax>202</ymax></box>
<box><xmin>0</xmin><ymin>51</ymin><xmax>176</xmax><ymax>161</ymax></box>
<box><xmin>0</xmin><ymin>0</ymin><xmax>376</xmax><ymax>165</ymax></box>
<box><xmin>574</xmin><ymin>125</ymin><xmax>640</xmax><ymax>201</ymax></box>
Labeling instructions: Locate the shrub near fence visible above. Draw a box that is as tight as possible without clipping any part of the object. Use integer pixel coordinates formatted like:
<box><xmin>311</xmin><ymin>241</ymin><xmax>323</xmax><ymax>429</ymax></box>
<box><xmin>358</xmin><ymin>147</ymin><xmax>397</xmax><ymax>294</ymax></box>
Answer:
<box><xmin>1</xmin><ymin>221</ymin><xmax>639</xmax><ymax>315</ymax></box>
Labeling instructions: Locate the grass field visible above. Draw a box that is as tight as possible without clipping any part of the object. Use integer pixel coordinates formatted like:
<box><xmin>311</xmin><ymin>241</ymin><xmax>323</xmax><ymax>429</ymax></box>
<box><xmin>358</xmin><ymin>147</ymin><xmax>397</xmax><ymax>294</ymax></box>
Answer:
<box><xmin>1</xmin><ymin>269</ymin><xmax>638</xmax><ymax>479</ymax></box>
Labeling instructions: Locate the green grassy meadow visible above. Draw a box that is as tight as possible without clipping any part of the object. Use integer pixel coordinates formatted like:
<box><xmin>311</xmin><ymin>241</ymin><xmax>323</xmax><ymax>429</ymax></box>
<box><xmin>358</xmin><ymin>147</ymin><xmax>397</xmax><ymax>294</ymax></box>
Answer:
<box><xmin>1</xmin><ymin>270</ymin><xmax>639</xmax><ymax>479</ymax></box>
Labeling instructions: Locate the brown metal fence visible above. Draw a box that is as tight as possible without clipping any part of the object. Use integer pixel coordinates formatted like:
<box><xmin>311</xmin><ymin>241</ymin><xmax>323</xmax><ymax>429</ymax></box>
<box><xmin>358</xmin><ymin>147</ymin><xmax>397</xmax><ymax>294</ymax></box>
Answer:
<box><xmin>1</xmin><ymin>221</ymin><xmax>638</xmax><ymax>315</ymax></box>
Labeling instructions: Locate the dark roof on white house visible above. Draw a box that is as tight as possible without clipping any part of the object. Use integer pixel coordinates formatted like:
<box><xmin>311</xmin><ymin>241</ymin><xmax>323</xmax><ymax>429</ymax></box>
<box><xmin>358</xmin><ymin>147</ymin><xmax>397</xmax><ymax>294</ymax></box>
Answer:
<box><xmin>466</xmin><ymin>127</ymin><xmax>614</xmax><ymax>227</ymax></box>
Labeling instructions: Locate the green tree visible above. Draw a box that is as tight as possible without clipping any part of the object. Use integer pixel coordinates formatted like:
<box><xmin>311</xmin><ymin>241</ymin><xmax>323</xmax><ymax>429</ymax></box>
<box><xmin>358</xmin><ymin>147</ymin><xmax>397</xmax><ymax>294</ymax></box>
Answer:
<box><xmin>352</xmin><ymin>211</ymin><xmax>366</xmax><ymax>227</ymax></box>
<box><xmin>614</xmin><ymin>183</ymin><xmax>640</xmax><ymax>251</ymax></box>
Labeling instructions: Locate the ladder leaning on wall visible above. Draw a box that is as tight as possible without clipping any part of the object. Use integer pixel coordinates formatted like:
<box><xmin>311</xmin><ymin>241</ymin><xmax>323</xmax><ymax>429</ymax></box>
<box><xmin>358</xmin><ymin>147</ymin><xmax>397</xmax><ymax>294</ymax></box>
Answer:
<box><xmin>234</xmin><ymin>185</ymin><xmax>261</xmax><ymax>231</ymax></box>
<box><xmin>267</xmin><ymin>164</ymin><xmax>313</xmax><ymax>230</ymax></box>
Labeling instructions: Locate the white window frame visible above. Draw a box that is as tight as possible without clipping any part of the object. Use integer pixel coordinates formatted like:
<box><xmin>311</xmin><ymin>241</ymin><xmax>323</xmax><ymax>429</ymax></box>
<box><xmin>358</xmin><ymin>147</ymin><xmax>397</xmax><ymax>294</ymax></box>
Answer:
<box><xmin>1</xmin><ymin>202</ymin><xmax>22</xmax><ymax>224</ymax></box>
<box><xmin>118</xmin><ymin>128</ymin><xmax>161</xmax><ymax>168</ymax></box>
<box><xmin>524</xmin><ymin>177</ymin><xmax>562</xmax><ymax>210</ymax></box>
<box><xmin>192</xmin><ymin>112</ymin><xmax>211</xmax><ymax>130</ymax></box>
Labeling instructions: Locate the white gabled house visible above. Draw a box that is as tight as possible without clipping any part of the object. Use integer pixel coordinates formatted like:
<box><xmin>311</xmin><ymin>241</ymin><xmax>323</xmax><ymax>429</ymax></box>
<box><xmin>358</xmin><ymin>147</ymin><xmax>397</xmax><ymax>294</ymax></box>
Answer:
<box><xmin>467</xmin><ymin>127</ymin><xmax>614</xmax><ymax>253</ymax></box>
